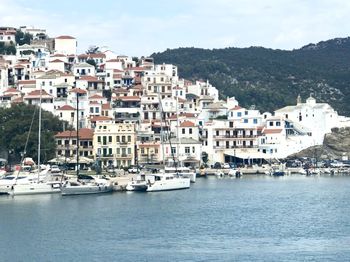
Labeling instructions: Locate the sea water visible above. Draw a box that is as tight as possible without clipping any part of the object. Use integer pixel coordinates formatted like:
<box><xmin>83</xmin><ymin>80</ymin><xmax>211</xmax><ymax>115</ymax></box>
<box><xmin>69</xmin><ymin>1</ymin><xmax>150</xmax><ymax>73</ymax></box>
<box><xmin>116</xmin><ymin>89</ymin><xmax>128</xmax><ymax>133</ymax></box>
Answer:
<box><xmin>0</xmin><ymin>175</ymin><xmax>349</xmax><ymax>261</ymax></box>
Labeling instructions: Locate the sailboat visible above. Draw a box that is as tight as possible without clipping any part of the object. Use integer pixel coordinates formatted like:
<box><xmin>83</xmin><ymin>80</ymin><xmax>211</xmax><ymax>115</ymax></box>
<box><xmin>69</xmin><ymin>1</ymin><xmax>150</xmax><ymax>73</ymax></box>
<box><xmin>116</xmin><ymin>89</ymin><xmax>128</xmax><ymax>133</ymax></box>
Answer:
<box><xmin>10</xmin><ymin>87</ymin><xmax>62</xmax><ymax>196</ymax></box>
<box><xmin>126</xmin><ymin>92</ymin><xmax>190</xmax><ymax>192</ymax></box>
<box><xmin>60</xmin><ymin>88</ymin><xmax>113</xmax><ymax>196</ymax></box>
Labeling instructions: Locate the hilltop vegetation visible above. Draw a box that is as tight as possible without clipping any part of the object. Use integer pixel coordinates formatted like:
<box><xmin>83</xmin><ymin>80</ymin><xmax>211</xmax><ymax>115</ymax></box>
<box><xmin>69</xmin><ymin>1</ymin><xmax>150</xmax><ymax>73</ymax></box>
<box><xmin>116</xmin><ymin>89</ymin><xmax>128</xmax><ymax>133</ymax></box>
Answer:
<box><xmin>0</xmin><ymin>104</ymin><xmax>70</xmax><ymax>163</ymax></box>
<box><xmin>152</xmin><ymin>37</ymin><xmax>350</xmax><ymax>115</ymax></box>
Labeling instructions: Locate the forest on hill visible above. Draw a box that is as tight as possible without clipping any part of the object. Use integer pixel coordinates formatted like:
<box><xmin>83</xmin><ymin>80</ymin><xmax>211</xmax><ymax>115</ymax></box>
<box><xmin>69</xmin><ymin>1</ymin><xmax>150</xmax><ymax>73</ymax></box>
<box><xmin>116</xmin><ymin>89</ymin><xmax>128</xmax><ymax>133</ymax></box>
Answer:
<box><xmin>152</xmin><ymin>37</ymin><xmax>350</xmax><ymax>115</ymax></box>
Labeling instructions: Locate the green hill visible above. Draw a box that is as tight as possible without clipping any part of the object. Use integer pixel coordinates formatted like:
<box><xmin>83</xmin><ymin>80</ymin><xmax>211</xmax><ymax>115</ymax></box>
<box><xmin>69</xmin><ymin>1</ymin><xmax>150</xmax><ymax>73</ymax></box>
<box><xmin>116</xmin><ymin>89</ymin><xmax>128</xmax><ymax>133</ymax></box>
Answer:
<box><xmin>151</xmin><ymin>37</ymin><xmax>350</xmax><ymax>115</ymax></box>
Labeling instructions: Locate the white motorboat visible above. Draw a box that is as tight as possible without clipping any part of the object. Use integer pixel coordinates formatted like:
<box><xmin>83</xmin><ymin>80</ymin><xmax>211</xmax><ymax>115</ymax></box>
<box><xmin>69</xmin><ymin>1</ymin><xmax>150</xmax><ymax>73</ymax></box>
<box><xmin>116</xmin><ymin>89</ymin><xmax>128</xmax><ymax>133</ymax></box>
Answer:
<box><xmin>126</xmin><ymin>172</ymin><xmax>190</xmax><ymax>192</ymax></box>
<box><xmin>61</xmin><ymin>175</ymin><xmax>113</xmax><ymax>196</ymax></box>
<box><xmin>9</xmin><ymin>180</ymin><xmax>62</xmax><ymax>196</ymax></box>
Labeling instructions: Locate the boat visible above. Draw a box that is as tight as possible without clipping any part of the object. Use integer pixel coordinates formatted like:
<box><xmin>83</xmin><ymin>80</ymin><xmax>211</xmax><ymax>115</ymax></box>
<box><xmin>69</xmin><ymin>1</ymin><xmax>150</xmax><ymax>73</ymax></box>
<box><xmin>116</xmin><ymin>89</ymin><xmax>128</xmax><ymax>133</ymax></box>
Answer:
<box><xmin>10</xmin><ymin>87</ymin><xmax>63</xmax><ymax>196</ymax></box>
<box><xmin>61</xmin><ymin>175</ymin><xmax>113</xmax><ymax>196</ymax></box>
<box><xmin>228</xmin><ymin>168</ymin><xmax>242</xmax><ymax>178</ymax></box>
<box><xmin>164</xmin><ymin>165</ymin><xmax>196</xmax><ymax>183</ymax></box>
<box><xmin>60</xmin><ymin>89</ymin><xmax>112</xmax><ymax>196</ymax></box>
<box><xmin>126</xmin><ymin>92</ymin><xmax>191</xmax><ymax>192</ymax></box>
<box><xmin>126</xmin><ymin>172</ymin><xmax>190</xmax><ymax>192</ymax></box>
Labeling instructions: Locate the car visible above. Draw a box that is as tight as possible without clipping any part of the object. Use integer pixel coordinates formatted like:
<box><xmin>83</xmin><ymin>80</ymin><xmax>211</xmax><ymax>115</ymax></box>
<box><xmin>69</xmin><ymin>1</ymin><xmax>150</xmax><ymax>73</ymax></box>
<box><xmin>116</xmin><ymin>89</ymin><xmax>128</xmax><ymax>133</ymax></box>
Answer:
<box><xmin>213</xmin><ymin>162</ymin><xmax>222</xmax><ymax>169</ymax></box>
<box><xmin>223</xmin><ymin>163</ymin><xmax>230</xmax><ymax>169</ymax></box>
<box><xmin>50</xmin><ymin>165</ymin><xmax>61</xmax><ymax>173</ymax></box>
<box><xmin>128</xmin><ymin>166</ymin><xmax>139</xmax><ymax>173</ymax></box>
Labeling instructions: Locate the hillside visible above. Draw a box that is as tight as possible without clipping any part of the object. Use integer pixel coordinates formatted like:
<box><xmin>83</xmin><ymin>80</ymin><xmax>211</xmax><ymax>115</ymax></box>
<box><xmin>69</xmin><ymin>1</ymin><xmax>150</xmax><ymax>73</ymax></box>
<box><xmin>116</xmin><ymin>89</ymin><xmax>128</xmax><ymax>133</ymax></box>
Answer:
<box><xmin>151</xmin><ymin>37</ymin><xmax>350</xmax><ymax>115</ymax></box>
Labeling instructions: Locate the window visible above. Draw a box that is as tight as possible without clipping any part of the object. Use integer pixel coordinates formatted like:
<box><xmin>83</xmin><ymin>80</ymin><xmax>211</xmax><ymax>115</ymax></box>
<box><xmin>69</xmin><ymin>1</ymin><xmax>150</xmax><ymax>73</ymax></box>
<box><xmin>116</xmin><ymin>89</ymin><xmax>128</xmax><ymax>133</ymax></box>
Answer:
<box><xmin>216</xmin><ymin>130</ymin><xmax>219</xmax><ymax>136</ymax></box>
<box><xmin>229</xmin><ymin>122</ymin><xmax>233</xmax><ymax>128</ymax></box>
<box><xmin>185</xmin><ymin>147</ymin><xmax>190</xmax><ymax>154</ymax></box>
<box><xmin>192</xmin><ymin>146</ymin><xmax>195</xmax><ymax>153</ymax></box>
<box><xmin>108</xmin><ymin>148</ymin><xmax>112</xmax><ymax>155</ymax></box>
<box><xmin>237</xmin><ymin>112</ymin><xmax>242</xmax><ymax>117</ymax></box>
<box><xmin>216</xmin><ymin>141</ymin><xmax>219</xmax><ymax>147</ymax></box>
<box><xmin>117</xmin><ymin>148</ymin><xmax>120</xmax><ymax>154</ymax></box>
<box><xmin>96</xmin><ymin>108</ymin><xmax>99</xmax><ymax>113</ymax></box>
<box><xmin>57</xmin><ymin>140</ymin><xmax>62</xmax><ymax>145</ymax></box>
<box><xmin>269</xmin><ymin>122</ymin><xmax>274</xmax><ymax>126</ymax></box>
<box><xmin>49</xmin><ymin>81</ymin><xmax>52</xmax><ymax>86</ymax></box>
<box><xmin>189</xmin><ymin>128</ymin><xmax>192</xmax><ymax>134</ymax></box>
<box><xmin>72</xmin><ymin>140</ymin><xmax>76</xmax><ymax>145</ymax></box>
<box><xmin>108</xmin><ymin>136</ymin><xmax>112</xmax><ymax>143</ymax></box>
<box><xmin>90</xmin><ymin>107</ymin><xmax>94</xmax><ymax>113</ymax></box>
<box><xmin>128</xmin><ymin>135</ymin><xmax>131</xmax><ymax>142</ymax></box>
<box><xmin>253</xmin><ymin>119</ymin><xmax>258</xmax><ymax>124</ymax></box>
<box><xmin>102</xmin><ymin>136</ymin><xmax>107</xmax><ymax>145</ymax></box>
<box><xmin>97</xmin><ymin>136</ymin><xmax>101</xmax><ymax>143</ymax></box>
<box><xmin>244</xmin><ymin>119</ymin><xmax>248</xmax><ymax>123</ymax></box>
<box><xmin>171</xmin><ymin>147</ymin><xmax>176</xmax><ymax>154</ymax></box>
<box><xmin>116</xmin><ymin>136</ymin><xmax>120</xmax><ymax>142</ymax></box>
<box><xmin>128</xmin><ymin>148</ymin><xmax>131</xmax><ymax>154</ymax></box>
<box><xmin>182</xmin><ymin>128</ymin><xmax>185</xmax><ymax>134</ymax></box>
<box><xmin>276</xmin><ymin>121</ymin><xmax>281</xmax><ymax>126</ymax></box>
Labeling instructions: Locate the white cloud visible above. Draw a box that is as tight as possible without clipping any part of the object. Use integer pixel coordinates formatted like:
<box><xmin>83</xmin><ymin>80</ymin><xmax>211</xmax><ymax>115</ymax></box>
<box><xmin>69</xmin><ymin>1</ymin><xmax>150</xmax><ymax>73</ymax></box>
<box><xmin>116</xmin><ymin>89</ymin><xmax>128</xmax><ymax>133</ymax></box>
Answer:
<box><xmin>1</xmin><ymin>0</ymin><xmax>350</xmax><ymax>55</ymax></box>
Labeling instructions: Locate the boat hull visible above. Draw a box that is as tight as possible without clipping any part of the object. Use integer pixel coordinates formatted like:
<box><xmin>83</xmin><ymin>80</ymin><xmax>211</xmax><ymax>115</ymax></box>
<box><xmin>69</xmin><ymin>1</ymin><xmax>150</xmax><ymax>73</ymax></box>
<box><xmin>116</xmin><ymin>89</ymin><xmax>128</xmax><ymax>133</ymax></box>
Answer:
<box><xmin>61</xmin><ymin>184</ymin><xmax>113</xmax><ymax>196</ymax></box>
<box><xmin>10</xmin><ymin>182</ymin><xmax>61</xmax><ymax>196</ymax></box>
<box><xmin>146</xmin><ymin>177</ymin><xmax>190</xmax><ymax>192</ymax></box>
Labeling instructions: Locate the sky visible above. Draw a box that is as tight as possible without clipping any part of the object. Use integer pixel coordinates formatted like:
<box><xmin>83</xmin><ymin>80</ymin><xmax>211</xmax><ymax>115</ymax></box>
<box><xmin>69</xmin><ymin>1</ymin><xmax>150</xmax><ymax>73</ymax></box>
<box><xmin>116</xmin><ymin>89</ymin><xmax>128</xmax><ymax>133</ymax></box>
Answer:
<box><xmin>1</xmin><ymin>0</ymin><xmax>350</xmax><ymax>56</ymax></box>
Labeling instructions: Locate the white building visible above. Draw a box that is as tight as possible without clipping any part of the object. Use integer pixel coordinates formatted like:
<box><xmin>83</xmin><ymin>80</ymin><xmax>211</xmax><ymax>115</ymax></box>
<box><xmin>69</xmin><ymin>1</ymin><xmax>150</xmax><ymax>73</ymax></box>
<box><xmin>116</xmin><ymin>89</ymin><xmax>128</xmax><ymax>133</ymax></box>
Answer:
<box><xmin>54</xmin><ymin>35</ymin><xmax>77</xmax><ymax>55</ymax></box>
<box><xmin>274</xmin><ymin>95</ymin><xmax>350</xmax><ymax>145</ymax></box>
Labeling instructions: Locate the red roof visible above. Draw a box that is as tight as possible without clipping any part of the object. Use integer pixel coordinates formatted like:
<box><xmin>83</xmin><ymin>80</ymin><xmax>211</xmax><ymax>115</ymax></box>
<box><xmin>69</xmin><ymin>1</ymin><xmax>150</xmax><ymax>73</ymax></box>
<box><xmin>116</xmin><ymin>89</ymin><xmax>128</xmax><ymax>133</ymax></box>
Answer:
<box><xmin>129</xmin><ymin>66</ymin><xmax>145</xmax><ymax>71</ymax></box>
<box><xmin>180</xmin><ymin>121</ymin><xmax>195</xmax><ymax>127</ymax></box>
<box><xmin>116</xmin><ymin>96</ymin><xmax>140</xmax><ymax>101</ymax></box>
<box><xmin>4</xmin><ymin>88</ymin><xmax>19</xmax><ymax>93</ymax></box>
<box><xmin>263</xmin><ymin>129</ymin><xmax>283</xmax><ymax>134</ymax></box>
<box><xmin>106</xmin><ymin>59</ymin><xmax>120</xmax><ymax>62</ymax></box>
<box><xmin>90</xmin><ymin>116</ymin><xmax>112</xmax><ymax>122</ymax></box>
<box><xmin>55</xmin><ymin>128</ymin><xmax>93</xmax><ymax>140</ymax></box>
<box><xmin>89</xmin><ymin>94</ymin><xmax>104</xmax><ymax>99</ymax></box>
<box><xmin>18</xmin><ymin>80</ymin><xmax>36</xmax><ymax>85</ymax></box>
<box><xmin>230</xmin><ymin>105</ymin><xmax>242</xmax><ymax>111</ymax></box>
<box><xmin>26</xmin><ymin>89</ymin><xmax>51</xmax><ymax>97</ymax></box>
<box><xmin>58</xmin><ymin>105</ymin><xmax>75</xmax><ymax>111</ymax></box>
<box><xmin>79</xmin><ymin>76</ymin><xmax>103</xmax><ymax>82</ymax></box>
<box><xmin>89</xmin><ymin>53</ymin><xmax>106</xmax><ymax>58</ymax></box>
<box><xmin>51</xmin><ymin>59</ymin><xmax>65</xmax><ymax>63</ymax></box>
<box><xmin>69</xmin><ymin>88</ymin><xmax>87</xmax><ymax>94</ymax></box>
<box><xmin>51</xmin><ymin>54</ymin><xmax>66</xmax><ymax>57</ymax></box>
<box><xmin>55</xmin><ymin>35</ymin><xmax>75</xmax><ymax>39</ymax></box>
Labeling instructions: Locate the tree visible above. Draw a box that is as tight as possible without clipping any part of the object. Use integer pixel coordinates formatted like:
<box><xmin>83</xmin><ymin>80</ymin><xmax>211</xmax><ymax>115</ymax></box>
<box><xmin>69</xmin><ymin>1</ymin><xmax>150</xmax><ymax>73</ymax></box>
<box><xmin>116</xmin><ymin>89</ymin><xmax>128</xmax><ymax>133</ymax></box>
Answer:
<box><xmin>15</xmin><ymin>30</ymin><xmax>33</xmax><ymax>45</ymax></box>
<box><xmin>86</xmin><ymin>45</ymin><xmax>100</xmax><ymax>54</ymax></box>
<box><xmin>86</xmin><ymin>59</ymin><xmax>97</xmax><ymax>68</ymax></box>
<box><xmin>0</xmin><ymin>103</ymin><xmax>71</xmax><ymax>164</ymax></box>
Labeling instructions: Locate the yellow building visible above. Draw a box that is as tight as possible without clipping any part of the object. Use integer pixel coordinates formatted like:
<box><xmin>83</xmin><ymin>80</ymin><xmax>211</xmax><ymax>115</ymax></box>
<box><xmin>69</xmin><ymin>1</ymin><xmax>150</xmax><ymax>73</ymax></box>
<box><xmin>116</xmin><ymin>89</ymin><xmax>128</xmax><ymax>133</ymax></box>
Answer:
<box><xmin>93</xmin><ymin>119</ymin><xmax>136</xmax><ymax>168</ymax></box>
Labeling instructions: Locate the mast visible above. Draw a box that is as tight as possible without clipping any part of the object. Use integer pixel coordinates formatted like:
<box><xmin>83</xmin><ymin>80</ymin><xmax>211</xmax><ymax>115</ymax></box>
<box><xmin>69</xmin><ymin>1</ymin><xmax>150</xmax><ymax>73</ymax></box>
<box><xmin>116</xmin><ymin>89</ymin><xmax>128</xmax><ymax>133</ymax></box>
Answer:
<box><xmin>76</xmin><ymin>89</ymin><xmax>80</xmax><ymax>176</ymax></box>
<box><xmin>37</xmin><ymin>84</ymin><xmax>42</xmax><ymax>180</ymax></box>
<box><xmin>176</xmin><ymin>95</ymin><xmax>180</xmax><ymax>170</ymax></box>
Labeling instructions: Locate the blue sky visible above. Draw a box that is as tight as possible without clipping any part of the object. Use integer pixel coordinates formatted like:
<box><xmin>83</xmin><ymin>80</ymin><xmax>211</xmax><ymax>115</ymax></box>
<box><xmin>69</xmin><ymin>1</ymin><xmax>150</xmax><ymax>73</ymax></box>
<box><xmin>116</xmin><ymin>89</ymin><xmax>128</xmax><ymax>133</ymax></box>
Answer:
<box><xmin>1</xmin><ymin>0</ymin><xmax>350</xmax><ymax>56</ymax></box>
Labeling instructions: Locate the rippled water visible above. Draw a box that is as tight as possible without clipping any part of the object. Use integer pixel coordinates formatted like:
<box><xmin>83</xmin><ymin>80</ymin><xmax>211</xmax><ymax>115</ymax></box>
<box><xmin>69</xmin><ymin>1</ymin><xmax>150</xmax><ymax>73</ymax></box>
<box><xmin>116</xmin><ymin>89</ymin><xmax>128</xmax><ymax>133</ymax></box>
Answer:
<box><xmin>1</xmin><ymin>175</ymin><xmax>350</xmax><ymax>261</ymax></box>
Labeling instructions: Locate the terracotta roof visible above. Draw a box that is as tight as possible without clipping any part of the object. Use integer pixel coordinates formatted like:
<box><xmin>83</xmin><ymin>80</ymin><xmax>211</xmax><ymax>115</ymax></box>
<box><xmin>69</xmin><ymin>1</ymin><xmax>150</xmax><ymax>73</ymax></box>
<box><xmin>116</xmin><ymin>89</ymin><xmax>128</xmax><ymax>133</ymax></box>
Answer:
<box><xmin>69</xmin><ymin>88</ymin><xmax>87</xmax><ymax>94</ymax></box>
<box><xmin>89</xmin><ymin>94</ymin><xmax>104</xmax><ymax>99</ymax></box>
<box><xmin>114</xmin><ymin>88</ymin><xmax>128</xmax><ymax>93</ymax></box>
<box><xmin>129</xmin><ymin>66</ymin><xmax>145</xmax><ymax>71</ymax></box>
<box><xmin>18</xmin><ymin>80</ymin><xmax>36</xmax><ymax>85</ymax></box>
<box><xmin>90</xmin><ymin>116</ymin><xmax>112</xmax><ymax>122</ymax></box>
<box><xmin>106</xmin><ymin>59</ymin><xmax>120</xmax><ymax>62</ymax></box>
<box><xmin>230</xmin><ymin>105</ymin><xmax>242</xmax><ymax>111</ymax></box>
<box><xmin>14</xmin><ymin>64</ymin><xmax>25</xmax><ymax>68</ymax></box>
<box><xmin>51</xmin><ymin>54</ymin><xmax>66</xmax><ymax>57</ymax></box>
<box><xmin>24</xmin><ymin>90</ymin><xmax>52</xmax><ymax>98</ymax></box>
<box><xmin>263</xmin><ymin>129</ymin><xmax>283</xmax><ymax>134</ymax></box>
<box><xmin>50</xmin><ymin>59</ymin><xmax>65</xmax><ymax>63</ymax></box>
<box><xmin>113</xmin><ymin>69</ymin><xmax>124</xmax><ymax>73</ymax></box>
<box><xmin>79</xmin><ymin>76</ymin><xmax>103</xmax><ymax>82</ymax></box>
<box><xmin>116</xmin><ymin>96</ymin><xmax>140</xmax><ymax>101</ymax></box>
<box><xmin>180</xmin><ymin>121</ymin><xmax>195</xmax><ymax>127</ymax></box>
<box><xmin>58</xmin><ymin>105</ymin><xmax>75</xmax><ymax>111</ymax></box>
<box><xmin>89</xmin><ymin>53</ymin><xmax>106</xmax><ymax>58</ymax></box>
<box><xmin>4</xmin><ymin>88</ymin><xmax>19</xmax><ymax>93</ymax></box>
<box><xmin>55</xmin><ymin>128</ymin><xmax>93</xmax><ymax>140</ymax></box>
<box><xmin>89</xmin><ymin>101</ymin><xmax>100</xmax><ymax>105</ymax></box>
<box><xmin>55</xmin><ymin>35</ymin><xmax>75</xmax><ymax>39</ymax></box>
<box><xmin>77</xmin><ymin>54</ymin><xmax>89</xmax><ymax>58</ymax></box>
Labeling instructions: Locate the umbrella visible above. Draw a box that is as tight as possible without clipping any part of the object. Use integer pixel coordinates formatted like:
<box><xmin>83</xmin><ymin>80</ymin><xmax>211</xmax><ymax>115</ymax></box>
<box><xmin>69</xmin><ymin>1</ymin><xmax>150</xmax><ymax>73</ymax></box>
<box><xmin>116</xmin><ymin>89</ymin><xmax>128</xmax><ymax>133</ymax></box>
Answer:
<box><xmin>68</xmin><ymin>156</ymin><xmax>94</xmax><ymax>164</ymax></box>
<box><xmin>48</xmin><ymin>156</ymin><xmax>66</xmax><ymax>164</ymax></box>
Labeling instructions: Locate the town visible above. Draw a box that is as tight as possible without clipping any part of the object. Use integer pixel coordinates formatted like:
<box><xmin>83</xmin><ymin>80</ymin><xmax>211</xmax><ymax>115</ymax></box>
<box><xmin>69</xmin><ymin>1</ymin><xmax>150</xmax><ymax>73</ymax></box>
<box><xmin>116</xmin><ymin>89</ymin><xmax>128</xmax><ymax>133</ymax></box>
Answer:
<box><xmin>1</xmin><ymin>25</ymin><xmax>350</xmax><ymax>176</ymax></box>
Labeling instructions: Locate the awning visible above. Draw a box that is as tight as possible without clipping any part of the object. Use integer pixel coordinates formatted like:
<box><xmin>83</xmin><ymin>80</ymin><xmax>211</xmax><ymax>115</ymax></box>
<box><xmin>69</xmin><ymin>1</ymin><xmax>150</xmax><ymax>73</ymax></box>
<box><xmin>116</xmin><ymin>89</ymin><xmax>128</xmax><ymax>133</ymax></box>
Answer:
<box><xmin>224</xmin><ymin>150</ymin><xmax>269</xmax><ymax>159</ymax></box>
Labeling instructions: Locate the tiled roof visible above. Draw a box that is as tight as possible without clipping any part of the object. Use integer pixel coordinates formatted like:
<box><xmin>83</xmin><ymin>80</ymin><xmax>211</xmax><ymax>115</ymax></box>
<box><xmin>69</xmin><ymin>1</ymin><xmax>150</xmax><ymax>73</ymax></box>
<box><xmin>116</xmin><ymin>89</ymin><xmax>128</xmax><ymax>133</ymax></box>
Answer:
<box><xmin>89</xmin><ymin>94</ymin><xmax>104</xmax><ymax>99</ymax></box>
<box><xmin>102</xmin><ymin>103</ymin><xmax>111</xmax><ymax>110</ymax></box>
<box><xmin>180</xmin><ymin>121</ymin><xmax>195</xmax><ymax>127</ymax></box>
<box><xmin>18</xmin><ymin>80</ymin><xmax>36</xmax><ymax>85</ymax></box>
<box><xmin>58</xmin><ymin>105</ymin><xmax>75</xmax><ymax>111</ymax></box>
<box><xmin>263</xmin><ymin>129</ymin><xmax>283</xmax><ymax>134</ymax></box>
<box><xmin>55</xmin><ymin>128</ymin><xmax>93</xmax><ymax>140</ymax></box>
<box><xmin>69</xmin><ymin>88</ymin><xmax>87</xmax><ymax>94</ymax></box>
<box><xmin>230</xmin><ymin>105</ymin><xmax>242</xmax><ymax>111</ymax></box>
<box><xmin>90</xmin><ymin>116</ymin><xmax>112</xmax><ymax>122</ymax></box>
<box><xmin>55</xmin><ymin>35</ymin><xmax>75</xmax><ymax>39</ymax></box>
<box><xmin>50</xmin><ymin>59</ymin><xmax>65</xmax><ymax>63</ymax></box>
